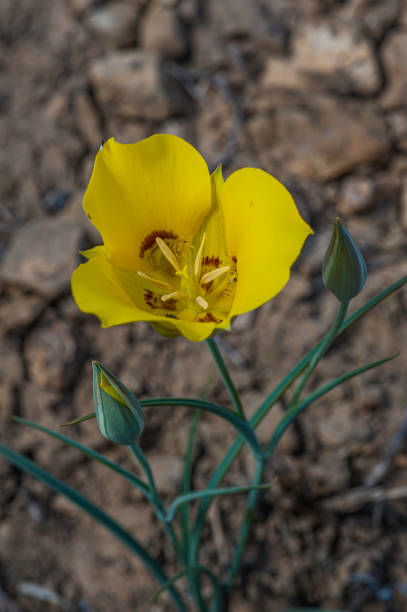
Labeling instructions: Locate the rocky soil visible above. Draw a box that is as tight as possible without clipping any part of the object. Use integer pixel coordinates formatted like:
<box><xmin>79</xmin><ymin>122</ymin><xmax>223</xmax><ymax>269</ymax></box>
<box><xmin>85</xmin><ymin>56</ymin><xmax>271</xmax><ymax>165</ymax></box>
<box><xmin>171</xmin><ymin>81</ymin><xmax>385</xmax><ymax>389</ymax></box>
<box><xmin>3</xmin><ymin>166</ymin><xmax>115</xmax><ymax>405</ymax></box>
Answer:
<box><xmin>0</xmin><ymin>0</ymin><xmax>406</xmax><ymax>610</ymax></box>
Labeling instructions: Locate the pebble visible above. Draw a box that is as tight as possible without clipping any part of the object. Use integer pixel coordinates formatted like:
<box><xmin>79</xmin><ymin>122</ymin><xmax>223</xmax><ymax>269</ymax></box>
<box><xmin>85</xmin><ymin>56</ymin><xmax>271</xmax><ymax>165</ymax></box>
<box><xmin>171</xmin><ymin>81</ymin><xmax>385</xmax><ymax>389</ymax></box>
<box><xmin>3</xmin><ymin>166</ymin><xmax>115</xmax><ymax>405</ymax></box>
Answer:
<box><xmin>380</xmin><ymin>31</ymin><xmax>407</xmax><ymax>109</ymax></box>
<box><xmin>140</xmin><ymin>3</ymin><xmax>186</xmax><ymax>59</ymax></box>
<box><xmin>89</xmin><ymin>2</ymin><xmax>140</xmax><ymax>48</ymax></box>
<box><xmin>24</xmin><ymin>317</ymin><xmax>77</xmax><ymax>391</ymax></box>
<box><xmin>90</xmin><ymin>50</ymin><xmax>182</xmax><ymax>121</ymax></box>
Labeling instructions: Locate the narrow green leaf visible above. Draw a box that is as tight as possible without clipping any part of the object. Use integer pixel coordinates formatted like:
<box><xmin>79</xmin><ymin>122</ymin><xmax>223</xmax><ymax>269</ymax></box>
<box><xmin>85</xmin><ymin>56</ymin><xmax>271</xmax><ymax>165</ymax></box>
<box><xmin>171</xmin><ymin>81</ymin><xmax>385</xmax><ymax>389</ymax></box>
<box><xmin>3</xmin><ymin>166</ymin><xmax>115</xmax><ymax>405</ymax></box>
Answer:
<box><xmin>61</xmin><ymin>412</ymin><xmax>96</xmax><ymax>426</ymax></box>
<box><xmin>166</xmin><ymin>482</ymin><xmax>274</xmax><ymax>522</ymax></box>
<box><xmin>182</xmin><ymin>409</ymin><xmax>201</xmax><ymax>558</ymax></box>
<box><xmin>0</xmin><ymin>444</ymin><xmax>187</xmax><ymax>612</ymax></box>
<box><xmin>339</xmin><ymin>274</ymin><xmax>407</xmax><ymax>336</ymax></box>
<box><xmin>190</xmin><ymin>276</ymin><xmax>407</xmax><ymax>566</ymax></box>
<box><xmin>13</xmin><ymin>416</ymin><xmax>150</xmax><ymax>497</ymax></box>
<box><xmin>147</xmin><ymin>565</ymin><xmax>223</xmax><ymax>609</ymax></box>
<box><xmin>266</xmin><ymin>353</ymin><xmax>398</xmax><ymax>457</ymax></box>
<box><xmin>141</xmin><ymin>398</ymin><xmax>263</xmax><ymax>459</ymax></box>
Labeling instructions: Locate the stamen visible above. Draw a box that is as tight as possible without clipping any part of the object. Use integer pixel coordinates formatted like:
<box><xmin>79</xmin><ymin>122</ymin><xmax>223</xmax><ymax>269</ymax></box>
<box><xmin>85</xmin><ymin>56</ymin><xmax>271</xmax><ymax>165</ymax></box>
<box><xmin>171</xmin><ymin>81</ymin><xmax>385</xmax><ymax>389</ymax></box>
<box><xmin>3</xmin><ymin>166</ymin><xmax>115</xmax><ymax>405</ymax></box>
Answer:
<box><xmin>161</xmin><ymin>291</ymin><xmax>185</xmax><ymax>302</ymax></box>
<box><xmin>194</xmin><ymin>232</ymin><xmax>206</xmax><ymax>277</ymax></box>
<box><xmin>156</xmin><ymin>237</ymin><xmax>181</xmax><ymax>272</ymax></box>
<box><xmin>200</xmin><ymin>266</ymin><xmax>230</xmax><ymax>285</ymax></box>
<box><xmin>196</xmin><ymin>295</ymin><xmax>209</xmax><ymax>310</ymax></box>
<box><xmin>137</xmin><ymin>271</ymin><xmax>171</xmax><ymax>289</ymax></box>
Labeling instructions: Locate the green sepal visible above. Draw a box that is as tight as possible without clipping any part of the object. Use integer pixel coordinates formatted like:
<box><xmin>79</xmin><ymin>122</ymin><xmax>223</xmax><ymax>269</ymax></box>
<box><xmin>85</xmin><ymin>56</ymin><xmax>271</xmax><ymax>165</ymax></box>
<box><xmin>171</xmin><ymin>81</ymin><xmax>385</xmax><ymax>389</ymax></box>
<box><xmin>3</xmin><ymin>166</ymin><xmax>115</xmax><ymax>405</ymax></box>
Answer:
<box><xmin>61</xmin><ymin>412</ymin><xmax>96</xmax><ymax>426</ymax></box>
<box><xmin>93</xmin><ymin>361</ymin><xmax>144</xmax><ymax>445</ymax></box>
<box><xmin>323</xmin><ymin>218</ymin><xmax>367</xmax><ymax>302</ymax></box>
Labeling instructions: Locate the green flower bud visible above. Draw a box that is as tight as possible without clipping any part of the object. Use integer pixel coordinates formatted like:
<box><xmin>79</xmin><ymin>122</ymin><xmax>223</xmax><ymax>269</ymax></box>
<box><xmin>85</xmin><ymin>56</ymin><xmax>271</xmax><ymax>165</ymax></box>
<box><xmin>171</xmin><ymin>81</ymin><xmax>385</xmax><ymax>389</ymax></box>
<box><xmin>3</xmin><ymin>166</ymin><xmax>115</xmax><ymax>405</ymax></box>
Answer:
<box><xmin>92</xmin><ymin>361</ymin><xmax>144</xmax><ymax>445</ymax></box>
<box><xmin>323</xmin><ymin>218</ymin><xmax>367</xmax><ymax>302</ymax></box>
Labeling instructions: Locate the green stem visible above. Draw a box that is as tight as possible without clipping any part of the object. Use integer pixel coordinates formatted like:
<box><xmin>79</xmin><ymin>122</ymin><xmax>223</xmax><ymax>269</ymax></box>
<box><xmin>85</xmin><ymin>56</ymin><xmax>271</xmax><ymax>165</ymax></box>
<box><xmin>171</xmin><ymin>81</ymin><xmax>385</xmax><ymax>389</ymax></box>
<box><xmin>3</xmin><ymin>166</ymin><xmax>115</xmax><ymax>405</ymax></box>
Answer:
<box><xmin>0</xmin><ymin>444</ymin><xmax>187</xmax><ymax>612</ymax></box>
<box><xmin>182</xmin><ymin>409</ymin><xmax>201</xmax><ymax>557</ymax></box>
<box><xmin>189</xmin><ymin>355</ymin><xmax>307</xmax><ymax>564</ymax></box>
<box><xmin>289</xmin><ymin>301</ymin><xmax>348</xmax><ymax>408</ymax></box>
<box><xmin>228</xmin><ymin>457</ymin><xmax>265</xmax><ymax>585</ymax></box>
<box><xmin>142</xmin><ymin>398</ymin><xmax>263</xmax><ymax>460</ymax></box>
<box><xmin>206</xmin><ymin>338</ymin><xmax>245</xmax><ymax>418</ymax></box>
<box><xmin>129</xmin><ymin>445</ymin><xmax>183</xmax><ymax>562</ymax></box>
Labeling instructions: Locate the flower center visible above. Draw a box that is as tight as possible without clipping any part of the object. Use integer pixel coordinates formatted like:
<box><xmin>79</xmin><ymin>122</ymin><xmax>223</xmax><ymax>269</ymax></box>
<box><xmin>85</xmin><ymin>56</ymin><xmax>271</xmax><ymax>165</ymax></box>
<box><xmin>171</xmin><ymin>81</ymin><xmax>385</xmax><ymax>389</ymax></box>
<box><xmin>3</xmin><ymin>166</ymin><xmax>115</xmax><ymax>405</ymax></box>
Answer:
<box><xmin>136</xmin><ymin>232</ymin><xmax>237</xmax><ymax>323</ymax></box>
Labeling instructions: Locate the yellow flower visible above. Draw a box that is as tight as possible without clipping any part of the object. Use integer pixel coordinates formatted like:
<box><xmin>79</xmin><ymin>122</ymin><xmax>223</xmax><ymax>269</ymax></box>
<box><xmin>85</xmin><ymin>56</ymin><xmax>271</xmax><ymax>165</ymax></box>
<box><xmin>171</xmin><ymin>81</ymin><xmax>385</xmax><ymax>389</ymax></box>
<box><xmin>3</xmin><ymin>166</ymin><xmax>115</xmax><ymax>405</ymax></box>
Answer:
<box><xmin>71</xmin><ymin>135</ymin><xmax>312</xmax><ymax>342</ymax></box>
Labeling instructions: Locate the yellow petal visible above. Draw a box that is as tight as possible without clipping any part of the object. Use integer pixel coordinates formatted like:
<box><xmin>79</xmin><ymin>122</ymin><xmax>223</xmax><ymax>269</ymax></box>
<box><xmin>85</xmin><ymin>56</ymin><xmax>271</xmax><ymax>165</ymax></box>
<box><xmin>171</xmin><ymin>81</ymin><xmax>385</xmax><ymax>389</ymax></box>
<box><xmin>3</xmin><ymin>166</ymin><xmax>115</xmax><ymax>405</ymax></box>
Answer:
<box><xmin>71</xmin><ymin>253</ymin><xmax>164</xmax><ymax>327</ymax></box>
<box><xmin>83</xmin><ymin>135</ymin><xmax>212</xmax><ymax>270</ymax></box>
<box><xmin>222</xmin><ymin>168</ymin><xmax>312</xmax><ymax>316</ymax></box>
<box><xmin>100</xmin><ymin>371</ymin><xmax>125</xmax><ymax>405</ymax></box>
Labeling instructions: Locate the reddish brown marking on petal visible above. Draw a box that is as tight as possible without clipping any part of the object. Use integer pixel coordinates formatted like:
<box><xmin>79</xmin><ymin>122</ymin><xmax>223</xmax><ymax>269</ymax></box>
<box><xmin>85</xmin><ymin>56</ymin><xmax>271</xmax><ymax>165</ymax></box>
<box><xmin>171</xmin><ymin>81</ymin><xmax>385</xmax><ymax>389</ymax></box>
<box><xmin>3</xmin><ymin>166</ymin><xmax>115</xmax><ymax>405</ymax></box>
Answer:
<box><xmin>232</xmin><ymin>255</ymin><xmax>237</xmax><ymax>263</ymax></box>
<box><xmin>202</xmin><ymin>255</ymin><xmax>220</xmax><ymax>268</ymax></box>
<box><xmin>144</xmin><ymin>290</ymin><xmax>156</xmax><ymax>309</ymax></box>
<box><xmin>140</xmin><ymin>230</ymin><xmax>179</xmax><ymax>258</ymax></box>
<box><xmin>199</xmin><ymin>312</ymin><xmax>222</xmax><ymax>324</ymax></box>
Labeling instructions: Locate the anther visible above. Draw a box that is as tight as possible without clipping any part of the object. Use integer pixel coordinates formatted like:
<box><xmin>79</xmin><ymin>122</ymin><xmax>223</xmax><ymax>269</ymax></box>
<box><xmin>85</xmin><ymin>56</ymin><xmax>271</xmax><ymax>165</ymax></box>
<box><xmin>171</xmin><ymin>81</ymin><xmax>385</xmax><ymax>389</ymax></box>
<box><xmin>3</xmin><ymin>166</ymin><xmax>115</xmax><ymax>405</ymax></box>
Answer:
<box><xmin>194</xmin><ymin>232</ymin><xmax>206</xmax><ymax>277</ymax></box>
<box><xmin>200</xmin><ymin>266</ymin><xmax>230</xmax><ymax>285</ymax></box>
<box><xmin>137</xmin><ymin>271</ymin><xmax>171</xmax><ymax>289</ymax></box>
<box><xmin>196</xmin><ymin>295</ymin><xmax>209</xmax><ymax>310</ymax></box>
<box><xmin>161</xmin><ymin>291</ymin><xmax>184</xmax><ymax>302</ymax></box>
<box><xmin>156</xmin><ymin>237</ymin><xmax>181</xmax><ymax>273</ymax></box>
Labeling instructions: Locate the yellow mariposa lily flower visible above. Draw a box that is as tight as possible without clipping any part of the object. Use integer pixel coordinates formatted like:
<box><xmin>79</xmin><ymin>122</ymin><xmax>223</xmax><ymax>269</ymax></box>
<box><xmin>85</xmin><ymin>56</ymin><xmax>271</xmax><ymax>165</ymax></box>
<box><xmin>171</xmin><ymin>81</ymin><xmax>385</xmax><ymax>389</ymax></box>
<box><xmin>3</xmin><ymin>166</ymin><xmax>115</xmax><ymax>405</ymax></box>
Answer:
<box><xmin>71</xmin><ymin>135</ymin><xmax>312</xmax><ymax>342</ymax></box>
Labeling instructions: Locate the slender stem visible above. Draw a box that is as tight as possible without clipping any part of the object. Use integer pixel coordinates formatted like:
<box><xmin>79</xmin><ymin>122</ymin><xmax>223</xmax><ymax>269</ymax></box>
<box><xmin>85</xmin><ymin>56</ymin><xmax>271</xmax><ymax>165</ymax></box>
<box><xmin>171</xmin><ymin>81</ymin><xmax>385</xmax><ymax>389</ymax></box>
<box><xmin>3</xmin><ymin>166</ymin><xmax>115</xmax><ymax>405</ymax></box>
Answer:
<box><xmin>190</xmin><ymin>282</ymin><xmax>406</xmax><ymax>568</ymax></box>
<box><xmin>0</xmin><ymin>444</ymin><xmax>187</xmax><ymax>612</ymax></box>
<box><xmin>142</xmin><ymin>398</ymin><xmax>263</xmax><ymax>460</ymax></box>
<box><xmin>129</xmin><ymin>445</ymin><xmax>183</xmax><ymax>561</ymax></box>
<box><xmin>182</xmin><ymin>409</ymin><xmax>201</xmax><ymax>557</ymax></box>
<box><xmin>288</xmin><ymin>301</ymin><xmax>349</xmax><ymax>408</ymax></box>
<box><xmin>228</xmin><ymin>458</ymin><xmax>265</xmax><ymax>585</ymax></box>
<box><xmin>189</xmin><ymin>355</ymin><xmax>308</xmax><ymax>565</ymax></box>
<box><xmin>182</xmin><ymin>409</ymin><xmax>207</xmax><ymax>612</ymax></box>
<box><xmin>206</xmin><ymin>338</ymin><xmax>245</xmax><ymax>418</ymax></box>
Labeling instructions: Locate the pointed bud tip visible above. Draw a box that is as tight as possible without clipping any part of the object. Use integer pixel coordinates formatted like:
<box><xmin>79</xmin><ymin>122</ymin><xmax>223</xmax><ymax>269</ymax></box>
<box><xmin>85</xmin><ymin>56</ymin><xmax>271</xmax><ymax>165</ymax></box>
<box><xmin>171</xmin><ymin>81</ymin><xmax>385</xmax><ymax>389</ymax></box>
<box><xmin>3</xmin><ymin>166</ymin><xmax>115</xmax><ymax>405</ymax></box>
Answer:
<box><xmin>323</xmin><ymin>219</ymin><xmax>367</xmax><ymax>303</ymax></box>
<box><xmin>92</xmin><ymin>361</ymin><xmax>144</xmax><ymax>445</ymax></box>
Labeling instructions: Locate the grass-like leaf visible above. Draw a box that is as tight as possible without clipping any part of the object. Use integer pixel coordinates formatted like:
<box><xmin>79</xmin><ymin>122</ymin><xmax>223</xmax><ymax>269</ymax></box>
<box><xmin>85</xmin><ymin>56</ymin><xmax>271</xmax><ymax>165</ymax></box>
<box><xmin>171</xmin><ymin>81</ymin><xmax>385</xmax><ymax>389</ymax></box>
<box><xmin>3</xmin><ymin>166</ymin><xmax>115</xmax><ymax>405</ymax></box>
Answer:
<box><xmin>0</xmin><ymin>444</ymin><xmax>186</xmax><ymax>611</ymax></box>
<box><xmin>165</xmin><ymin>481</ymin><xmax>274</xmax><ymax>522</ymax></box>
<box><xmin>266</xmin><ymin>353</ymin><xmax>398</xmax><ymax>457</ymax></box>
<box><xmin>13</xmin><ymin>416</ymin><xmax>150</xmax><ymax>496</ymax></box>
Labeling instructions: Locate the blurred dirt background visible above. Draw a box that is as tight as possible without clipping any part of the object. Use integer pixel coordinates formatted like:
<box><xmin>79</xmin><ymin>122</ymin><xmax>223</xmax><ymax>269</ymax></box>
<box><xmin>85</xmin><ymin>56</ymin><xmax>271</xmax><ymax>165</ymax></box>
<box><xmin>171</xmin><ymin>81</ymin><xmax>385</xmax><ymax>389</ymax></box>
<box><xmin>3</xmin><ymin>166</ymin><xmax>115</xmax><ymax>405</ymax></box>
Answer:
<box><xmin>0</xmin><ymin>0</ymin><xmax>407</xmax><ymax>610</ymax></box>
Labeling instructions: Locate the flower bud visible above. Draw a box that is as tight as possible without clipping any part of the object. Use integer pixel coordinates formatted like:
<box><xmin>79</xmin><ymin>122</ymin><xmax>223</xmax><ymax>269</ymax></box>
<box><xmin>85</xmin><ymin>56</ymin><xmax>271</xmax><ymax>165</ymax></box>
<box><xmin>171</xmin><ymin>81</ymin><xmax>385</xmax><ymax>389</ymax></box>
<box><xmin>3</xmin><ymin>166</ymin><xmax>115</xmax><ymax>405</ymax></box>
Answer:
<box><xmin>323</xmin><ymin>218</ymin><xmax>367</xmax><ymax>302</ymax></box>
<box><xmin>92</xmin><ymin>361</ymin><xmax>144</xmax><ymax>445</ymax></box>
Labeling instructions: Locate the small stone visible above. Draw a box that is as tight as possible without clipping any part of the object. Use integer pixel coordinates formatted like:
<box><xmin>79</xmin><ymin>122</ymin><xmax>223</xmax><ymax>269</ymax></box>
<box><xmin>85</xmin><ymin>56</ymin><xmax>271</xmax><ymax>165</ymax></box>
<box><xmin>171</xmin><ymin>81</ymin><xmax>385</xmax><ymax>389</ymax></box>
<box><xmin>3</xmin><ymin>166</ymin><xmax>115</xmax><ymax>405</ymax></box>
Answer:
<box><xmin>24</xmin><ymin>317</ymin><xmax>76</xmax><ymax>391</ymax></box>
<box><xmin>0</xmin><ymin>216</ymin><xmax>84</xmax><ymax>299</ymax></box>
<box><xmin>359</xmin><ymin>0</ymin><xmax>399</xmax><ymax>41</ymax></box>
<box><xmin>317</xmin><ymin>403</ymin><xmax>359</xmax><ymax>448</ymax></box>
<box><xmin>0</xmin><ymin>293</ymin><xmax>44</xmax><ymax>334</ymax></box>
<box><xmin>338</xmin><ymin>176</ymin><xmax>375</xmax><ymax>216</ymax></box>
<box><xmin>90</xmin><ymin>50</ymin><xmax>182</xmax><ymax>121</ymax></box>
<box><xmin>381</xmin><ymin>31</ymin><xmax>407</xmax><ymax>109</ymax></box>
<box><xmin>249</xmin><ymin>94</ymin><xmax>390</xmax><ymax>181</ymax></box>
<box><xmin>208</xmin><ymin>0</ymin><xmax>276</xmax><ymax>47</ymax></box>
<box><xmin>0</xmin><ymin>340</ymin><xmax>23</xmax><ymax>386</ymax></box>
<box><xmin>140</xmin><ymin>4</ymin><xmax>186</xmax><ymax>59</ymax></box>
<box><xmin>291</xmin><ymin>21</ymin><xmax>381</xmax><ymax>95</ymax></box>
<box><xmin>89</xmin><ymin>2</ymin><xmax>140</xmax><ymax>48</ymax></box>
